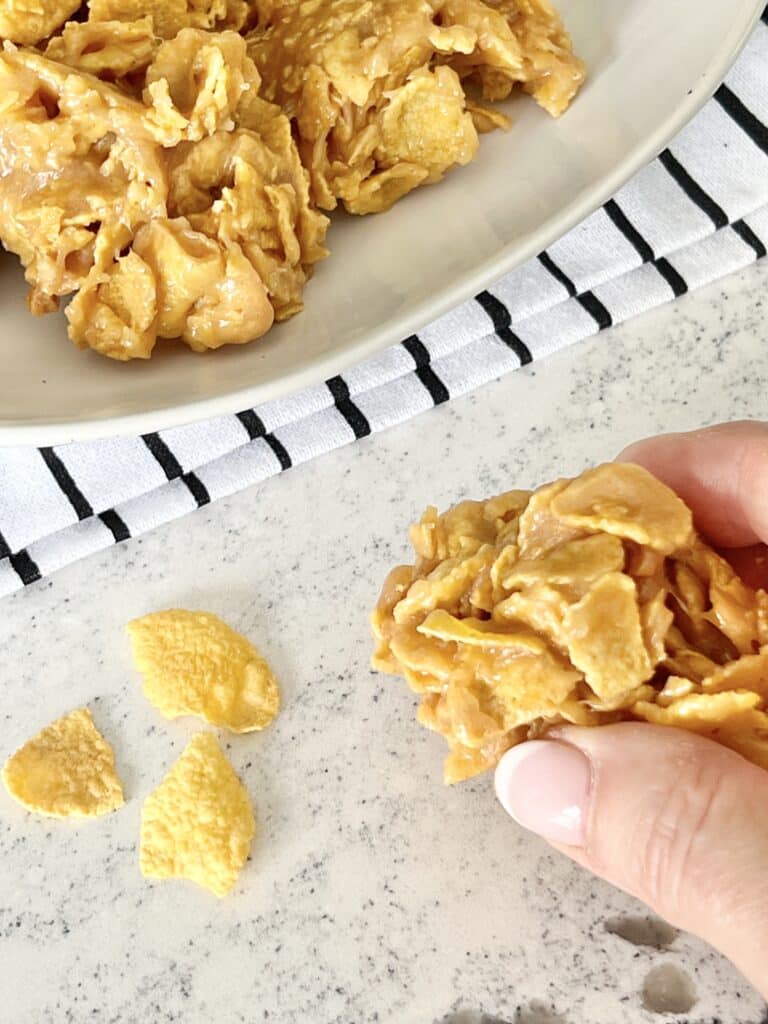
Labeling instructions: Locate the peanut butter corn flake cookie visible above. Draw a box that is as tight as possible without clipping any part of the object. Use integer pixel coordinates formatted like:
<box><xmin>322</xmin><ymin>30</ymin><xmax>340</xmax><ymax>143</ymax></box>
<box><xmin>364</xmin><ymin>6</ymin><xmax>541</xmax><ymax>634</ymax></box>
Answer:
<box><xmin>372</xmin><ymin>462</ymin><xmax>768</xmax><ymax>783</ymax></box>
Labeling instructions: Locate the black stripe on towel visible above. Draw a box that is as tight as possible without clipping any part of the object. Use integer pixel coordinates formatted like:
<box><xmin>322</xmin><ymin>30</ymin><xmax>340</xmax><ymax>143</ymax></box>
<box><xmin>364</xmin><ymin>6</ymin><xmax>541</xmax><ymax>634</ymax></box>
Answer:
<box><xmin>9</xmin><ymin>549</ymin><xmax>42</xmax><ymax>586</ymax></box>
<box><xmin>658</xmin><ymin>149</ymin><xmax>729</xmax><ymax>229</ymax></box>
<box><xmin>141</xmin><ymin>433</ymin><xmax>211</xmax><ymax>507</ymax></box>
<box><xmin>236</xmin><ymin>410</ymin><xmax>293</xmax><ymax>470</ymax></box>
<box><xmin>37</xmin><ymin>447</ymin><xmax>138</xmax><ymax>545</ymax></box>
<box><xmin>655</xmin><ymin>258</ymin><xmax>689</xmax><ymax>298</ymax></box>
<box><xmin>39</xmin><ymin>448</ymin><xmax>93</xmax><ymax>520</ymax></box>
<box><xmin>577</xmin><ymin>291</ymin><xmax>613</xmax><ymax>330</ymax></box>
<box><xmin>732</xmin><ymin>218</ymin><xmax>767</xmax><ymax>259</ymax></box>
<box><xmin>0</xmin><ymin>524</ymin><xmax>41</xmax><ymax>585</ymax></box>
<box><xmin>182</xmin><ymin>473</ymin><xmax>210</xmax><ymax>507</ymax></box>
<box><xmin>474</xmin><ymin>291</ymin><xmax>532</xmax><ymax>366</ymax></box>
<box><xmin>326</xmin><ymin>376</ymin><xmax>371</xmax><ymax>439</ymax></box>
<box><xmin>603</xmin><ymin>199</ymin><xmax>655</xmax><ymax>263</ymax></box>
<box><xmin>538</xmin><ymin>253</ymin><xmax>613</xmax><ymax>330</ymax></box>
<box><xmin>715</xmin><ymin>83</ymin><xmax>768</xmax><ymax>157</ymax></box>
<box><xmin>603</xmin><ymin>199</ymin><xmax>687</xmax><ymax>296</ymax></box>
<box><xmin>99</xmin><ymin>509</ymin><xmax>131</xmax><ymax>543</ymax></box>
<box><xmin>402</xmin><ymin>335</ymin><xmax>450</xmax><ymax>405</ymax></box>
<box><xmin>538</xmin><ymin>251</ymin><xmax>577</xmax><ymax>297</ymax></box>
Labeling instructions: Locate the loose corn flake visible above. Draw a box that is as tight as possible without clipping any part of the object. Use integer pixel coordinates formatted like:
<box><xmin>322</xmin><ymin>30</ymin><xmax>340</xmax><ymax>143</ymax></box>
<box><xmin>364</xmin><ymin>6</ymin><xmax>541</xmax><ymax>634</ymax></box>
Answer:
<box><xmin>2</xmin><ymin>708</ymin><xmax>124</xmax><ymax>818</ymax></box>
<box><xmin>140</xmin><ymin>733</ymin><xmax>255</xmax><ymax>897</ymax></box>
<box><xmin>371</xmin><ymin>462</ymin><xmax>768</xmax><ymax>783</ymax></box>
<box><xmin>127</xmin><ymin>609</ymin><xmax>280</xmax><ymax>733</ymax></box>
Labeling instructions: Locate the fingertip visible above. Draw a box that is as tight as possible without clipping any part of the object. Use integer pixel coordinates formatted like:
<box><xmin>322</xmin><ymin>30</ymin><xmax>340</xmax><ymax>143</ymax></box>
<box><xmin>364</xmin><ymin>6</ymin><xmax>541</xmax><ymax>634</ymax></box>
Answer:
<box><xmin>494</xmin><ymin>741</ymin><xmax>544</xmax><ymax>816</ymax></box>
<box><xmin>618</xmin><ymin>421</ymin><xmax>768</xmax><ymax>547</ymax></box>
<box><xmin>494</xmin><ymin>740</ymin><xmax>591</xmax><ymax>846</ymax></box>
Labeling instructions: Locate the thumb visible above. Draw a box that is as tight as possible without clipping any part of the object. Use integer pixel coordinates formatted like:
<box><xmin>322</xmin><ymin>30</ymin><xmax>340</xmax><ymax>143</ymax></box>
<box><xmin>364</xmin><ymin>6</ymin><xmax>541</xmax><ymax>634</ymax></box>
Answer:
<box><xmin>494</xmin><ymin>723</ymin><xmax>768</xmax><ymax>998</ymax></box>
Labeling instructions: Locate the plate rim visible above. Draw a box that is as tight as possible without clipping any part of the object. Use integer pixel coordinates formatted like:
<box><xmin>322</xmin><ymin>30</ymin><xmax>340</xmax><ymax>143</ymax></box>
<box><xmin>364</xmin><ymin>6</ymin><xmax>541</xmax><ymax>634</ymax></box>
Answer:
<box><xmin>2</xmin><ymin>0</ymin><xmax>764</xmax><ymax>446</ymax></box>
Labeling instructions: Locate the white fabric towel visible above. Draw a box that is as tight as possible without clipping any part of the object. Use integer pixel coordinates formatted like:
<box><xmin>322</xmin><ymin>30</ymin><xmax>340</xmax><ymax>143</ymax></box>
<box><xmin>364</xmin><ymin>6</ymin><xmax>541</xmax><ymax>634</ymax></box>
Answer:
<box><xmin>1</xmin><ymin>16</ymin><xmax>767</xmax><ymax>597</ymax></box>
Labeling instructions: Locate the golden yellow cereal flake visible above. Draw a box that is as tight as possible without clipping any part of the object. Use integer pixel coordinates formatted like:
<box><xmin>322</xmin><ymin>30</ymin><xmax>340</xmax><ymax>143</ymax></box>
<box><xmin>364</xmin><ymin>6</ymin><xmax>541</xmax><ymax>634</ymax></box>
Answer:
<box><xmin>701</xmin><ymin>652</ymin><xmax>768</xmax><ymax>698</ymax></box>
<box><xmin>417</xmin><ymin>609</ymin><xmax>546</xmax><ymax>651</ymax></box>
<box><xmin>127</xmin><ymin>609</ymin><xmax>280</xmax><ymax>733</ymax></box>
<box><xmin>715</xmin><ymin>709</ymin><xmax>768</xmax><ymax>770</ymax></box>
<box><xmin>140</xmin><ymin>733</ymin><xmax>255</xmax><ymax>897</ymax></box>
<box><xmin>0</xmin><ymin>0</ymin><xmax>80</xmax><ymax>44</ymax></box>
<box><xmin>550</xmin><ymin>462</ymin><xmax>694</xmax><ymax>555</ymax></box>
<box><xmin>2</xmin><ymin>708</ymin><xmax>124</xmax><ymax>818</ymax></box>
<box><xmin>561</xmin><ymin>573</ymin><xmax>652</xmax><ymax>704</ymax></box>
<box><xmin>503</xmin><ymin>533</ymin><xmax>625</xmax><ymax>591</ymax></box>
<box><xmin>632</xmin><ymin>691</ymin><xmax>761</xmax><ymax>729</ymax></box>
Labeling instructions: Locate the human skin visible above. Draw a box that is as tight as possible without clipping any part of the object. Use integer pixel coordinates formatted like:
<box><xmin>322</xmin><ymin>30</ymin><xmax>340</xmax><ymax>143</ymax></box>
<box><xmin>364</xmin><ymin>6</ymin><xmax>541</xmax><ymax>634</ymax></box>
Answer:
<box><xmin>494</xmin><ymin>421</ymin><xmax>768</xmax><ymax>999</ymax></box>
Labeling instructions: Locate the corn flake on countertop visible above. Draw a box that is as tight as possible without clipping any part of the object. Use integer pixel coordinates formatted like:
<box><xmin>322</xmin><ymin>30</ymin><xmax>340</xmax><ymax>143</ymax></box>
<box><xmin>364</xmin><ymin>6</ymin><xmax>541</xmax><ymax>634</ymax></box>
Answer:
<box><xmin>1</xmin><ymin>264</ymin><xmax>767</xmax><ymax>1022</ymax></box>
<box><xmin>0</xmin><ymin>0</ymin><xmax>583</xmax><ymax>360</ymax></box>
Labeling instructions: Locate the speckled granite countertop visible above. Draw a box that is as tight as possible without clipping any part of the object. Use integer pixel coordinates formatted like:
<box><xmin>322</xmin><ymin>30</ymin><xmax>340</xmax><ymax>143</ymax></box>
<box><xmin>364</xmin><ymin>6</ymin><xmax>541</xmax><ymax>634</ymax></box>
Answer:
<box><xmin>2</xmin><ymin>261</ymin><xmax>768</xmax><ymax>1024</ymax></box>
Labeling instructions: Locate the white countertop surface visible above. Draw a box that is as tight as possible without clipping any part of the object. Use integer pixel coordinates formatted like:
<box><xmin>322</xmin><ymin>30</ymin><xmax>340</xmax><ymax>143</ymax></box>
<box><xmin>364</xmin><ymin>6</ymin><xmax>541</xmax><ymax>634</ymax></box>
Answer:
<box><xmin>2</xmin><ymin>260</ymin><xmax>768</xmax><ymax>1024</ymax></box>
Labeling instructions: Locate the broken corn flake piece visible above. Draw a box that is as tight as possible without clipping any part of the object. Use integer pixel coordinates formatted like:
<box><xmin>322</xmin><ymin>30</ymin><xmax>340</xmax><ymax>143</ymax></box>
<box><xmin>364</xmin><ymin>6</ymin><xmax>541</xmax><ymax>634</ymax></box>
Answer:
<box><xmin>443</xmin><ymin>735</ymin><xmax>514</xmax><ymax>786</ymax></box>
<box><xmin>639</xmin><ymin>589</ymin><xmax>675</xmax><ymax>666</ymax></box>
<box><xmin>393</xmin><ymin>549</ymin><xmax>495</xmax><ymax>624</ymax></box>
<box><xmin>550</xmin><ymin>462</ymin><xmax>694</xmax><ymax>555</ymax></box>
<box><xmin>636</xmin><ymin>694</ymin><xmax>768</xmax><ymax>769</ymax></box>
<box><xmin>417</xmin><ymin>609</ymin><xmax>545</xmax><ymax>651</ymax></box>
<box><xmin>127</xmin><ymin>609</ymin><xmax>280</xmax><ymax>733</ymax></box>
<box><xmin>632</xmin><ymin>690</ymin><xmax>761</xmax><ymax>729</ymax></box>
<box><xmin>2</xmin><ymin>708</ymin><xmax>124</xmax><ymax>818</ymax></box>
<box><xmin>716</xmin><ymin>709</ymin><xmax>768</xmax><ymax>770</ymax></box>
<box><xmin>489</xmin><ymin>651</ymin><xmax>583</xmax><ymax>729</ymax></box>
<box><xmin>502</xmin><ymin>533</ymin><xmax>625</xmax><ymax>590</ymax></box>
<box><xmin>561</xmin><ymin>572</ymin><xmax>652</xmax><ymax>703</ymax></box>
<box><xmin>515</xmin><ymin>478</ymin><xmax>582</xmax><ymax>558</ymax></box>
<box><xmin>656</xmin><ymin>675</ymin><xmax>697</xmax><ymax>707</ymax></box>
<box><xmin>140</xmin><ymin>733</ymin><xmax>255</xmax><ymax>898</ymax></box>
<box><xmin>701</xmin><ymin>651</ymin><xmax>768</xmax><ymax>697</ymax></box>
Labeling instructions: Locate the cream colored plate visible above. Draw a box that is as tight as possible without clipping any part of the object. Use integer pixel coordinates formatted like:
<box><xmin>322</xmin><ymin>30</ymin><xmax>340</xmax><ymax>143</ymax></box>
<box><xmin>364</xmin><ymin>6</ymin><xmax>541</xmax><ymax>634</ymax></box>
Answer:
<box><xmin>0</xmin><ymin>0</ymin><xmax>763</xmax><ymax>444</ymax></box>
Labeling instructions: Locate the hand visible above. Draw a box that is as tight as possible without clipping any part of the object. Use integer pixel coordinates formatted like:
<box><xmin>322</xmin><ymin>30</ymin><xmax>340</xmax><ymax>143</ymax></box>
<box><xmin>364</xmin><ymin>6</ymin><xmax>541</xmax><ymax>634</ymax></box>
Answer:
<box><xmin>494</xmin><ymin>421</ymin><xmax>768</xmax><ymax>999</ymax></box>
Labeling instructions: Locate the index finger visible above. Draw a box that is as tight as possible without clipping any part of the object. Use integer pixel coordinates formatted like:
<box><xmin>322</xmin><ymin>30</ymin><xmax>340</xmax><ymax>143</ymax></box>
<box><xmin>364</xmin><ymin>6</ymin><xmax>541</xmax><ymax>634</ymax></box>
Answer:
<box><xmin>618</xmin><ymin>420</ymin><xmax>768</xmax><ymax>548</ymax></box>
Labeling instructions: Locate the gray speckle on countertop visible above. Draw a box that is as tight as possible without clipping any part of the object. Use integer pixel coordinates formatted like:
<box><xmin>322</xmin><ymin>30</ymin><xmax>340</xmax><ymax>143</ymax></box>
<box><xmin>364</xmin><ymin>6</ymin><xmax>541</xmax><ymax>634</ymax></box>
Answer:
<box><xmin>2</xmin><ymin>261</ymin><xmax>768</xmax><ymax>1022</ymax></box>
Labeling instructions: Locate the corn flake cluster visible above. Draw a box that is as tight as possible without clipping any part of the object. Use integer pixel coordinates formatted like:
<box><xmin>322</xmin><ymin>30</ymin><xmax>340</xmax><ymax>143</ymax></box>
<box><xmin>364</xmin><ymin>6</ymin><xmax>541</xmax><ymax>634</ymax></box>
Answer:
<box><xmin>249</xmin><ymin>0</ymin><xmax>585</xmax><ymax>213</ymax></box>
<box><xmin>0</xmin><ymin>22</ymin><xmax>327</xmax><ymax>358</ymax></box>
<box><xmin>0</xmin><ymin>0</ymin><xmax>582</xmax><ymax>357</ymax></box>
<box><xmin>372</xmin><ymin>463</ymin><xmax>768</xmax><ymax>784</ymax></box>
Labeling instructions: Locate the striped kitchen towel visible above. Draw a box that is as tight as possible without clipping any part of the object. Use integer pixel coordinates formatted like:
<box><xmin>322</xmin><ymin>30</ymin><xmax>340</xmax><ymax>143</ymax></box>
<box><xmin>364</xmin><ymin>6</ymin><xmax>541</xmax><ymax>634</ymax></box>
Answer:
<box><xmin>1</xmin><ymin>12</ymin><xmax>767</xmax><ymax>597</ymax></box>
